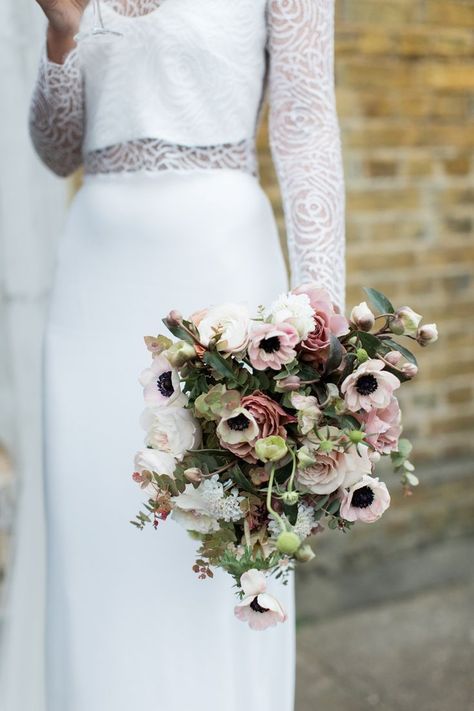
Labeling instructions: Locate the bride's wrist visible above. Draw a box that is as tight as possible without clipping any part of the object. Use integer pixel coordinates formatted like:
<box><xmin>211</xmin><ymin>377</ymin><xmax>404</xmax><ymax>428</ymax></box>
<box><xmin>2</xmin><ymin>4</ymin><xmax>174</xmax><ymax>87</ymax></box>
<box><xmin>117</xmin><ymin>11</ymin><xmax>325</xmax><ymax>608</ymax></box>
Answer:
<box><xmin>46</xmin><ymin>24</ymin><xmax>77</xmax><ymax>64</ymax></box>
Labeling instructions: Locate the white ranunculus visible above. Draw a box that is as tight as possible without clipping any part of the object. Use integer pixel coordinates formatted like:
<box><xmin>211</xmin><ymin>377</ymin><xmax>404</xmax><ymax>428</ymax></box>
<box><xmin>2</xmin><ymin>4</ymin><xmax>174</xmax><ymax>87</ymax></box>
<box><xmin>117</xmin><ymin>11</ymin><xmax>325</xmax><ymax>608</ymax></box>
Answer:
<box><xmin>140</xmin><ymin>406</ymin><xmax>201</xmax><ymax>460</ymax></box>
<box><xmin>196</xmin><ymin>302</ymin><xmax>250</xmax><ymax>353</ymax></box>
<box><xmin>266</xmin><ymin>292</ymin><xmax>315</xmax><ymax>341</ymax></box>
<box><xmin>290</xmin><ymin>392</ymin><xmax>321</xmax><ymax>434</ymax></box>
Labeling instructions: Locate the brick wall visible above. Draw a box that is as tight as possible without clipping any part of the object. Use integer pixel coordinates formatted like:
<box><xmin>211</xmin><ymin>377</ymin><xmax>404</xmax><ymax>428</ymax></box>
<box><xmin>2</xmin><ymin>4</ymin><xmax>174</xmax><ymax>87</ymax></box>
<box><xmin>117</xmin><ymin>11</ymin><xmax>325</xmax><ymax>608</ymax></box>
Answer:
<box><xmin>258</xmin><ymin>0</ymin><xmax>474</xmax><ymax>462</ymax></box>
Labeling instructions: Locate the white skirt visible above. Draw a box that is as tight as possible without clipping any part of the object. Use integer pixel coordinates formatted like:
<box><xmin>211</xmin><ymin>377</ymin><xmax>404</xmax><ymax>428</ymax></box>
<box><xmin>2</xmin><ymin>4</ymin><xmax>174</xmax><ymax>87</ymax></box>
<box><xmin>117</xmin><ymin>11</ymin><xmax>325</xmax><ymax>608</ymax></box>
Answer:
<box><xmin>42</xmin><ymin>169</ymin><xmax>295</xmax><ymax>711</ymax></box>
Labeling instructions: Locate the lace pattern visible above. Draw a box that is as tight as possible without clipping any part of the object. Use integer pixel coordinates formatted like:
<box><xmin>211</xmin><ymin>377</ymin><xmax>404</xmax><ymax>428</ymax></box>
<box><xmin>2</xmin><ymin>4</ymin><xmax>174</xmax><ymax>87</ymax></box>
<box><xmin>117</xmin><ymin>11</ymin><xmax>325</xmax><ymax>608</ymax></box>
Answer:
<box><xmin>266</xmin><ymin>0</ymin><xmax>346</xmax><ymax>311</ymax></box>
<box><xmin>84</xmin><ymin>137</ymin><xmax>258</xmax><ymax>176</ymax></box>
<box><xmin>29</xmin><ymin>46</ymin><xmax>84</xmax><ymax>178</ymax></box>
<box><xmin>29</xmin><ymin>0</ymin><xmax>346</xmax><ymax>310</ymax></box>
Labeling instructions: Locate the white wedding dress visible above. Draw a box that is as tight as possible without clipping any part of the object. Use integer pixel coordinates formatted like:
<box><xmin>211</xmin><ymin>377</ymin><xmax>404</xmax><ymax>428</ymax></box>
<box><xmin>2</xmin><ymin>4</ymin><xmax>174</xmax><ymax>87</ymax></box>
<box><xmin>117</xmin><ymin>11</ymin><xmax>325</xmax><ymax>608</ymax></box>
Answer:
<box><xmin>20</xmin><ymin>1</ymin><xmax>345</xmax><ymax>709</ymax></box>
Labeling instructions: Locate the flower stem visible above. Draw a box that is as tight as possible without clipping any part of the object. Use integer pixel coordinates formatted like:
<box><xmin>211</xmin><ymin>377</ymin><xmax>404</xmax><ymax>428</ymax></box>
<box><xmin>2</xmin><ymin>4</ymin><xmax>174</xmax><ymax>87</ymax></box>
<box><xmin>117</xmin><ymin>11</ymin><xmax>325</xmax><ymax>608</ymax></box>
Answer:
<box><xmin>266</xmin><ymin>464</ymin><xmax>286</xmax><ymax>533</ymax></box>
<box><xmin>287</xmin><ymin>447</ymin><xmax>297</xmax><ymax>493</ymax></box>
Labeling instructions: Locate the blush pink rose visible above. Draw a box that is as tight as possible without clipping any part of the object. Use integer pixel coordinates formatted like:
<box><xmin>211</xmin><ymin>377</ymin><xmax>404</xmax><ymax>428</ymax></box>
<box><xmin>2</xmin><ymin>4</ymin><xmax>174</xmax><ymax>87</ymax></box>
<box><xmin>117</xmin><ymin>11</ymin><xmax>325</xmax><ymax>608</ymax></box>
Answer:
<box><xmin>292</xmin><ymin>283</ymin><xmax>349</xmax><ymax>364</ymax></box>
<box><xmin>357</xmin><ymin>397</ymin><xmax>402</xmax><ymax>454</ymax></box>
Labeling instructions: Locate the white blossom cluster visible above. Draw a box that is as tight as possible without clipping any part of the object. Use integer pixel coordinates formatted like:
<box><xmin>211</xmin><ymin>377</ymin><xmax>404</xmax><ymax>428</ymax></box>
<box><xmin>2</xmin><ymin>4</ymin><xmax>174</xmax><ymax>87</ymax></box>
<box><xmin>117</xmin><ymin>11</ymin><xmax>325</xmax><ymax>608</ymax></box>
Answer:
<box><xmin>268</xmin><ymin>503</ymin><xmax>318</xmax><ymax>542</ymax></box>
<box><xmin>200</xmin><ymin>475</ymin><xmax>244</xmax><ymax>523</ymax></box>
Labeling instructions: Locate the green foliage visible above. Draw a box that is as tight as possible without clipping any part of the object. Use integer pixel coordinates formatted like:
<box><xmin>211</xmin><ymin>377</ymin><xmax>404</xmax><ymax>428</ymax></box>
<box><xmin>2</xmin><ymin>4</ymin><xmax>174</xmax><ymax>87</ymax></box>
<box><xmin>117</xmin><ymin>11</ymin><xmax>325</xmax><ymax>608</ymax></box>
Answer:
<box><xmin>363</xmin><ymin>287</ymin><xmax>395</xmax><ymax>315</ymax></box>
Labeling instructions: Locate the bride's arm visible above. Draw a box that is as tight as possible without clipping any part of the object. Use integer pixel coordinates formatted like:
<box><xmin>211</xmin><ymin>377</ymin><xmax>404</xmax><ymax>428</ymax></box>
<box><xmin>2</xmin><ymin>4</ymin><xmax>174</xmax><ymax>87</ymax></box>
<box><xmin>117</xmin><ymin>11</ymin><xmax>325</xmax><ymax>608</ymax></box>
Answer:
<box><xmin>266</xmin><ymin>0</ymin><xmax>346</xmax><ymax>312</ymax></box>
<box><xmin>29</xmin><ymin>26</ymin><xmax>85</xmax><ymax>177</ymax></box>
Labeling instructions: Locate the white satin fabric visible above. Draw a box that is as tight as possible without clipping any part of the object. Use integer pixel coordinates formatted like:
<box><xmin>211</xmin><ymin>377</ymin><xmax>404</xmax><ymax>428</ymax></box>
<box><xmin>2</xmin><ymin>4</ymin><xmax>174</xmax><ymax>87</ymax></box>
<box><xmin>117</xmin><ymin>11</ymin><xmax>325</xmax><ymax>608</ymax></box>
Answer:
<box><xmin>42</xmin><ymin>169</ymin><xmax>295</xmax><ymax>711</ymax></box>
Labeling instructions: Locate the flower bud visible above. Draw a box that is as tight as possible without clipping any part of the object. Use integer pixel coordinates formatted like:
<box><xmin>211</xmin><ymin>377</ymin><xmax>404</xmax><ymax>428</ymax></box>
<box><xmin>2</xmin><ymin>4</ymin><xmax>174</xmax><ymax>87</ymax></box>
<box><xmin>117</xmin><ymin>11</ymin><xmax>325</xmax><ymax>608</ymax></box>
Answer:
<box><xmin>275</xmin><ymin>375</ymin><xmax>301</xmax><ymax>393</ymax></box>
<box><xmin>294</xmin><ymin>543</ymin><xmax>315</xmax><ymax>563</ymax></box>
<box><xmin>389</xmin><ymin>317</ymin><xmax>405</xmax><ymax>335</ymax></box>
<box><xmin>319</xmin><ymin>439</ymin><xmax>334</xmax><ymax>453</ymax></box>
<box><xmin>297</xmin><ymin>446</ymin><xmax>316</xmax><ymax>469</ymax></box>
<box><xmin>166</xmin><ymin>309</ymin><xmax>183</xmax><ymax>326</ymax></box>
<box><xmin>276</xmin><ymin>531</ymin><xmax>301</xmax><ymax>555</ymax></box>
<box><xmin>416</xmin><ymin>323</ymin><xmax>438</xmax><ymax>346</ymax></box>
<box><xmin>326</xmin><ymin>383</ymin><xmax>340</xmax><ymax>402</ymax></box>
<box><xmin>401</xmin><ymin>362</ymin><xmax>418</xmax><ymax>378</ymax></box>
<box><xmin>281</xmin><ymin>490</ymin><xmax>299</xmax><ymax>506</ymax></box>
<box><xmin>385</xmin><ymin>350</ymin><xmax>402</xmax><ymax>366</ymax></box>
<box><xmin>395</xmin><ymin>306</ymin><xmax>422</xmax><ymax>335</ymax></box>
<box><xmin>368</xmin><ymin>450</ymin><xmax>381</xmax><ymax>463</ymax></box>
<box><xmin>356</xmin><ymin>348</ymin><xmax>369</xmax><ymax>363</ymax></box>
<box><xmin>184</xmin><ymin>467</ymin><xmax>203</xmax><ymax>483</ymax></box>
<box><xmin>255</xmin><ymin>435</ymin><xmax>288</xmax><ymax>463</ymax></box>
<box><xmin>334</xmin><ymin>398</ymin><xmax>346</xmax><ymax>415</ymax></box>
<box><xmin>350</xmin><ymin>301</ymin><xmax>375</xmax><ymax>331</ymax></box>
<box><xmin>348</xmin><ymin>429</ymin><xmax>365</xmax><ymax>444</ymax></box>
<box><xmin>165</xmin><ymin>340</ymin><xmax>197</xmax><ymax>367</ymax></box>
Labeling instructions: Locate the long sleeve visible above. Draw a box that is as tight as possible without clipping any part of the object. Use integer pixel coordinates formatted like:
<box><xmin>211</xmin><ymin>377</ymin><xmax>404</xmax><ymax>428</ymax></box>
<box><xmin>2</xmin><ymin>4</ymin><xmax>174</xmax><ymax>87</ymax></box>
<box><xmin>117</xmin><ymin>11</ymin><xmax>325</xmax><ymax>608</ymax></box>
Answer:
<box><xmin>266</xmin><ymin>0</ymin><xmax>346</xmax><ymax>312</ymax></box>
<box><xmin>29</xmin><ymin>42</ymin><xmax>85</xmax><ymax>177</ymax></box>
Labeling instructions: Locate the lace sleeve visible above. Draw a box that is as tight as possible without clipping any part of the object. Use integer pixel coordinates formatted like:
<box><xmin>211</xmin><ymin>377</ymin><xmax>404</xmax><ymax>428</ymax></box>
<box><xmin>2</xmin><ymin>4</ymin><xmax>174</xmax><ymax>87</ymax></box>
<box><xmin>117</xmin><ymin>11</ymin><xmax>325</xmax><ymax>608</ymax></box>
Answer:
<box><xmin>29</xmin><ymin>42</ymin><xmax>85</xmax><ymax>178</ymax></box>
<box><xmin>266</xmin><ymin>0</ymin><xmax>346</xmax><ymax>312</ymax></box>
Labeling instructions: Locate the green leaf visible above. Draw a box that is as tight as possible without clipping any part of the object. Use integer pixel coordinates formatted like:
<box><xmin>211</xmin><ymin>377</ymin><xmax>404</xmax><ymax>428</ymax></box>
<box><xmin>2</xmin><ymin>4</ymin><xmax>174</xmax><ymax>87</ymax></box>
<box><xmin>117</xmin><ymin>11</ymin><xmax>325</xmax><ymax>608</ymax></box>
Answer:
<box><xmin>397</xmin><ymin>438</ymin><xmax>413</xmax><ymax>458</ymax></box>
<box><xmin>324</xmin><ymin>334</ymin><xmax>344</xmax><ymax>374</ymax></box>
<box><xmin>313</xmin><ymin>494</ymin><xmax>330</xmax><ymax>511</ymax></box>
<box><xmin>203</xmin><ymin>351</ymin><xmax>239</xmax><ymax>383</ymax></box>
<box><xmin>161</xmin><ymin>318</ymin><xmax>195</xmax><ymax>346</ymax></box>
<box><xmin>356</xmin><ymin>331</ymin><xmax>381</xmax><ymax>357</ymax></box>
<box><xmin>363</xmin><ymin>287</ymin><xmax>395</xmax><ymax>315</ymax></box>
<box><xmin>283</xmin><ymin>503</ymin><xmax>298</xmax><ymax>526</ymax></box>
<box><xmin>326</xmin><ymin>499</ymin><xmax>341</xmax><ymax>515</ymax></box>
<box><xmin>227</xmin><ymin>464</ymin><xmax>257</xmax><ymax>494</ymax></box>
<box><xmin>381</xmin><ymin>338</ymin><xmax>418</xmax><ymax>366</ymax></box>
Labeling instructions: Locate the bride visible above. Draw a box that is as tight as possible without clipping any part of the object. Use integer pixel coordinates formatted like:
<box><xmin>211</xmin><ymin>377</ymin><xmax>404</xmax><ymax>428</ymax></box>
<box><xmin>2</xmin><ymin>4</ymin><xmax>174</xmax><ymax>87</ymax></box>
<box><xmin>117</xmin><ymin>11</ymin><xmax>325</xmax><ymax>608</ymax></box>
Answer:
<box><xmin>6</xmin><ymin>0</ymin><xmax>345</xmax><ymax>709</ymax></box>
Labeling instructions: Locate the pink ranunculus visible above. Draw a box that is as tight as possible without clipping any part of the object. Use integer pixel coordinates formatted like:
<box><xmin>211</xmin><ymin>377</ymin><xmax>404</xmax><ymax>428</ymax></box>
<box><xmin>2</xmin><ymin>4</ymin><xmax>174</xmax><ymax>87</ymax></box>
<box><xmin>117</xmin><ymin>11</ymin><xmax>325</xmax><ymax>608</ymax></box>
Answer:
<box><xmin>340</xmin><ymin>475</ymin><xmax>391</xmax><ymax>523</ymax></box>
<box><xmin>296</xmin><ymin>433</ymin><xmax>372</xmax><ymax>495</ymax></box>
<box><xmin>247</xmin><ymin>322</ymin><xmax>299</xmax><ymax>371</ymax></box>
<box><xmin>219</xmin><ymin>390</ymin><xmax>296</xmax><ymax>464</ymax></box>
<box><xmin>357</xmin><ymin>396</ymin><xmax>402</xmax><ymax>454</ymax></box>
<box><xmin>341</xmin><ymin>358</ymin><xmax>401</xmax><ymax>413</ymax></box>
<box><xmin>292</xmin><ymin>283</ymin><xmax>349</xmax><ymax>364</ymax></box>
<box><xmin>242</xmin><ymin>390</ymin><xmax>296</xmax><ymax>440</ymax></box>
<box><xmin>234</xmin><ymin>569</ymin><xmax>287</xmax><ymax>631</ymax></box>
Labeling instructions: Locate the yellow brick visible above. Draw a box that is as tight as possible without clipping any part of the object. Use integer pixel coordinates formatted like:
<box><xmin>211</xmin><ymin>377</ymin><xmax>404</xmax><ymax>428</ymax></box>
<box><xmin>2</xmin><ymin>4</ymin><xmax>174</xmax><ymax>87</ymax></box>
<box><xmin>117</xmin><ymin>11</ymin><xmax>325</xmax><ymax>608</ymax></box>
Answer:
<box><xmin>347</xmin><ymin>188</ymin><xmax>421</xmax><ymax>210</ymax></box>
<box><xmin>344</xmin><ymin>0</ymin><xmax>419</xmax><ymax>24</ymax></box>
<box><xmin>338</xmin><ymin>61</ymin><xmax>413</xmax><ymax>89</ymax></box>
<box><xmin>418</xmin><ymin>63</ymin><xmax>474</xmax><ymax>90</ymax></box>
<box><xmin>425</xmin><ymin>0</ymin><xmax>474</xmax><ymax>27</ymax></box>
<box><xmin>442</xmin><ymin>156</ymin><xmax>471</xmax><ymax>175</ymax></box>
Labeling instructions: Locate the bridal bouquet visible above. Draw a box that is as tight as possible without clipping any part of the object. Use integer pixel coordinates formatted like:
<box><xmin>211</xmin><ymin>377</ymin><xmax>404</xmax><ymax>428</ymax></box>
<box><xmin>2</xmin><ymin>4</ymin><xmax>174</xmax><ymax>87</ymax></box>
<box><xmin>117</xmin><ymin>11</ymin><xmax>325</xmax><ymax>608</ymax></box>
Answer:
<box><xmin>131</xmin><ymin>283</ymin><xmax>438</xmax><ymax>630</ymax></box>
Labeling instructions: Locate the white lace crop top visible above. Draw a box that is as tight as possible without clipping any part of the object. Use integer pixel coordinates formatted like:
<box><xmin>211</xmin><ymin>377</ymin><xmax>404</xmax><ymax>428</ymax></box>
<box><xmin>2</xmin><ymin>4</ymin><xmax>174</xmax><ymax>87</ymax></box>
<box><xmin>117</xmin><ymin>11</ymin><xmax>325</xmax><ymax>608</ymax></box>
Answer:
<box><xmin>29</xmin><ymin>0</ymin><xmax>346</xmax><ymax>310</ymax></box>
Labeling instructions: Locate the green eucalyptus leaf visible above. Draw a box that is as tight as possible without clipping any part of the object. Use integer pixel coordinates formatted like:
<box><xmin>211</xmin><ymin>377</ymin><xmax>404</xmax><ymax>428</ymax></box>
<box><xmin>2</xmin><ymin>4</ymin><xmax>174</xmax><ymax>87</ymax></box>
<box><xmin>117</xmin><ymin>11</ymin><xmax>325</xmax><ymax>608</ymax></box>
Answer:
<box><xmin>363</xmin><ymin>287</ymin><xmax>395</xmax><ymax>315</ymax></box>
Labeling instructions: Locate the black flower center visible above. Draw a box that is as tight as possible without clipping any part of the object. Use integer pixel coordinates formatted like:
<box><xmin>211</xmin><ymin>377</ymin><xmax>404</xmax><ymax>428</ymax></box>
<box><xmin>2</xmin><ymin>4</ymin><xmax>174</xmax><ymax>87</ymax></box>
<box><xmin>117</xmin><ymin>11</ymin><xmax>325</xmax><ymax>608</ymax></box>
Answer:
<box><xmin>351</xmin><ymin>486</ymin><xmax>375</xmax><ymax>508</ymax></box>
<box><xmin>259</xmin><ymin>336</ymin><xmax>281</xmax><ymax>354</ymax></box>
<box><xmin>156</xmin><ymin>370</ymin><xmax>174</xmax><ymax>397</ymax></box>
<box><xmin>355</xmin><ymin>373</ymin><xmax>378</xmax><ymax>396</ymax></box>
<box><xmin>250</xmin><ymin>596</ymin><xmax>269</xmax><ymax>613</ymax></box>
<box><xmin>227</xmin><ymin>413</ymin><xmax>250</xmax><ymax>431</ymax></box>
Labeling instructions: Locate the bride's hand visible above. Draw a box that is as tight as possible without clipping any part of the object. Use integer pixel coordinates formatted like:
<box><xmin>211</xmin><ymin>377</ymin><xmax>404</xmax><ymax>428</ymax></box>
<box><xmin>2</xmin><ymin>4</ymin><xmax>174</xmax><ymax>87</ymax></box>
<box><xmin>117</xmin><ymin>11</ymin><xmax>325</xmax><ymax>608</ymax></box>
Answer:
<box><xmin>35</xmin><ymin>0</ymin><xmax>89</xmax><ymax>36</ymax></box>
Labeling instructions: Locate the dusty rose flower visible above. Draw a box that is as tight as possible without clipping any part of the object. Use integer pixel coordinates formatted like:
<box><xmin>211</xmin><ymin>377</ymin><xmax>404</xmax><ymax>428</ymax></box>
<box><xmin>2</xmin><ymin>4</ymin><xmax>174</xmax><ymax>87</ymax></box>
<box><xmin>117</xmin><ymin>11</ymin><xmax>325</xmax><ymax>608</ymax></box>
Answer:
<box><xmin>296</xmin><ymin>429</ymin><xmax>372</xmax><ymax>495</ymax></box>
<box><xmin>293</xmin><ymin>283</ymin><xmax>349</xmax><ymax>364</ymax></box>
<box><xmin>234</xmin><ymin>569</ymin><xmax>287</xmax><ymax>631</ymax></box>
<box><xmin>341</xmin><ymin>358</ymin><xmax>401</xmax><ymax>412</ymax></box>
<box><xmin>242</xmin><ymin>390</ymin><xmax>296</xmax><ymax>439</ymax></box>
<box><xmin>350</xmin><ymin>301</ymin><xmax>375</xmax><ymax>331</ymax></box>
<box><xmin>218</xmin><ymin>391</ymin><xmax>295</xmax><ymax>463</ymax></box>
<box><xmin>357</xmin><ymin>397</ymin><xmax>402</xmax><ymax>454</ymax></box>
<box><xmin>139</xmin><ymin>354</ymin><xmax>185</xmax><ymax>408</ymax></box>
<box><xmin>340</xmin><ymin>475</ymin><xmax>391</xmax><ymax>523</ymax></box>
<box><xmin>248</xmin><ymin>322</ymin><xmax>299</xmax><ymax>371</ymax></box>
